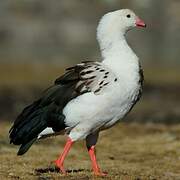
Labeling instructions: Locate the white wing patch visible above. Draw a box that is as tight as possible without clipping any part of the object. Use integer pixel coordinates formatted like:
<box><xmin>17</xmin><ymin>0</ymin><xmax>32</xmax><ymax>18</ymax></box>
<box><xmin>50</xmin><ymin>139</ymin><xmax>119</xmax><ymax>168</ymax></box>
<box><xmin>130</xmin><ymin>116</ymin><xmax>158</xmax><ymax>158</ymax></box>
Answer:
<box><xmin>75</xmin><ymin>61</ymin><xmax>117</xmax><ymax>95</ymax></box>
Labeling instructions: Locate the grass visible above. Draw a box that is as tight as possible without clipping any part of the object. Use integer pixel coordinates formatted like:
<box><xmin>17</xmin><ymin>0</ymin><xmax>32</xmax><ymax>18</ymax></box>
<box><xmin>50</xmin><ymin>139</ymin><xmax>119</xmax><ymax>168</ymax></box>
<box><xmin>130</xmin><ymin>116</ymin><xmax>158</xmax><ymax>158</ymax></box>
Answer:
<box><xmin>1</xmin><ymin>122</ymin><xmax>180</xmax><ymax>179</ymax></box>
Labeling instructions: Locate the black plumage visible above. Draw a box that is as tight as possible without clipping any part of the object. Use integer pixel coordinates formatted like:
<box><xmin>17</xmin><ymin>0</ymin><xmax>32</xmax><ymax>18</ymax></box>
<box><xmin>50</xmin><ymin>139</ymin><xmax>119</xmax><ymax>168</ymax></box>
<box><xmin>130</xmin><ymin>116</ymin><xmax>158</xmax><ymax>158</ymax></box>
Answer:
<box><xmin>9</xmin><ymin>63</ymin><xmax>90</xmax><ymax>155</ymax></box>
<box><xmin>9</xmin><ymin>61</ymin><xmax>114</xmax><ymax>155</ymax></box>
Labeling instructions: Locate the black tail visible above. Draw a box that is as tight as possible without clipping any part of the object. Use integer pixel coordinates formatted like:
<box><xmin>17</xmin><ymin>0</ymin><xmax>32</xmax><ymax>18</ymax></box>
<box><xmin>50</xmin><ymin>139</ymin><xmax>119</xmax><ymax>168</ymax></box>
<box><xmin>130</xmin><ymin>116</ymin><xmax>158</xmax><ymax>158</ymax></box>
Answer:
<box><xmin>9</xmin><ymin>100</ymin><xmax>48</xmax><ymax>155</ymax></box>
<box><xmin>17</xmin><ymin>138</ymin><xmax>37</xmax><ymax>155</ymax></box>
<box><xmin>9</xmin><ymin>82</ymin><xmax>77</xmax><ymax>155</ymax></box>
<box><xmin>9</xmin><ymin>96</ymin><xmax>66</xmax><ymax>155</ymax></box>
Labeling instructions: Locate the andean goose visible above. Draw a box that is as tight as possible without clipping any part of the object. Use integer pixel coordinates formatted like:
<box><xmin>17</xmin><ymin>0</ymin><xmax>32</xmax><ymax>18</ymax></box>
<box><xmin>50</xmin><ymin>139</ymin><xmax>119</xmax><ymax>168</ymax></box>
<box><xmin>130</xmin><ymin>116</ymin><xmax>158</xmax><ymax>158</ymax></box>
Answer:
<box><xmin>9</xmin><ymin>9</ymin><xmax>146</xmax><ymax>176</ymax></box>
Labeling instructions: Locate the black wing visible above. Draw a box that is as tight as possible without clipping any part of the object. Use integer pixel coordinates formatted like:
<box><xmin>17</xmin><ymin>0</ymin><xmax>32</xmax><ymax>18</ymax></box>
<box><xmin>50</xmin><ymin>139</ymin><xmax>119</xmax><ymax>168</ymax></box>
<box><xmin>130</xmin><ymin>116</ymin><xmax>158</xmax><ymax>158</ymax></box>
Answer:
<box><xmin>9</xmin><ymin>61</ymin><xmax>115</xmax><ymax>155</ymax></box>
<box><xmin>9</xmin><ymin>62</ymin><xmax>112</xmax><ymax>155</ymax></box>
<box><xmin>9</xmin><ymin>63</ymin><xmax>85</xmax><ymax>154</ymax></box>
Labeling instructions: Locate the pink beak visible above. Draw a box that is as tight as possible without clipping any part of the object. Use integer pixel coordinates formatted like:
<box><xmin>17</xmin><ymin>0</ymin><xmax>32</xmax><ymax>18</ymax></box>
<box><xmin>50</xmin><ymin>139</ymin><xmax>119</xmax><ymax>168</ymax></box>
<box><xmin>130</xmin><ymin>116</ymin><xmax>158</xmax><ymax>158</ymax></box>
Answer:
<box><xmin>135</xmin><ymin>17</ymin><xmax>146</xmax><ymax>28</ymax></box>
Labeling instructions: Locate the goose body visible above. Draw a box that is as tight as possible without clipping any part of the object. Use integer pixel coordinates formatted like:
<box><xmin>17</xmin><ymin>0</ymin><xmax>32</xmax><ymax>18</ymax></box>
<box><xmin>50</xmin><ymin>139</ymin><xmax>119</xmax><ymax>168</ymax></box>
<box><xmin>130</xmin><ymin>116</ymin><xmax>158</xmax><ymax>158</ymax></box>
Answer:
<box><xmin>9</xmin><ymin>9</ymin><xmax>146</xmax><ymax>176</ymax></box>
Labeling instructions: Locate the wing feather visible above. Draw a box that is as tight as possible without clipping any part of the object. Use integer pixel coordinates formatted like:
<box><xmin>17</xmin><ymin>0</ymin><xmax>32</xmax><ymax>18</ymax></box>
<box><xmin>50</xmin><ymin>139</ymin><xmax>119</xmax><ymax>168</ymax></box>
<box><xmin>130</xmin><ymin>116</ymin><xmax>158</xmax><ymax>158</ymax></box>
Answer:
<box><xmin>55</xmin><ymin>61</ymin><xmax>117</xmax><ymax>95</ymax></box>
<box><xmin>9</xmin><ymin>61</ymin><xmax>117</xmax><ymax>154</ymax></box>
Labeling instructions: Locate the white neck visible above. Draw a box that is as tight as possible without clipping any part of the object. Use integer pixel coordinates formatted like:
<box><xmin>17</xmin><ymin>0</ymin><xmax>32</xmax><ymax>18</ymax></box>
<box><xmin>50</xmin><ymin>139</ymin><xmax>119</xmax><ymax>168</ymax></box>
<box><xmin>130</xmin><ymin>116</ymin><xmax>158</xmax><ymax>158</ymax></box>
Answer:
<box><xmin>100</xmin><ymin>34</ymin><xmax>138</xmax><ymax>62</ymax></box>
<box><xmin>101</xmin><ymin>35</ymin><xmax>129</xmax><ymax>59</ymax></box>
<box><xmin>98</xmin><ymin>34</ymin><xmax>140</xmax><ymax>81</ymax></box>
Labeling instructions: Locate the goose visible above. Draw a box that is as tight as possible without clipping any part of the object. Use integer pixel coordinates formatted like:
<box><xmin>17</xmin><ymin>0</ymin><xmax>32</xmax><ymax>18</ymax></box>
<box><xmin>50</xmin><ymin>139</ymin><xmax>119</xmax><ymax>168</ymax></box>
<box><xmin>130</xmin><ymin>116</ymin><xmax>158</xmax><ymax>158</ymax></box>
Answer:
<box><xmin>9</xmin><ymin>9</ymin><xmax>146</xmax><ymax>176</ymax></box>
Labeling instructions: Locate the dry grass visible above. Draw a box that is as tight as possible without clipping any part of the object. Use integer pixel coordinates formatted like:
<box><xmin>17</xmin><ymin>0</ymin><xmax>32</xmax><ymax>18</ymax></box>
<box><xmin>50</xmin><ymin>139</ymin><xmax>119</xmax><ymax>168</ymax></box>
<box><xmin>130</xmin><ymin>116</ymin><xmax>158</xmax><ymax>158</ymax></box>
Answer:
<box><xmin>1</xmin><ymin>122</ymin><xmax>180</xmax><ymax>180</ymax></box>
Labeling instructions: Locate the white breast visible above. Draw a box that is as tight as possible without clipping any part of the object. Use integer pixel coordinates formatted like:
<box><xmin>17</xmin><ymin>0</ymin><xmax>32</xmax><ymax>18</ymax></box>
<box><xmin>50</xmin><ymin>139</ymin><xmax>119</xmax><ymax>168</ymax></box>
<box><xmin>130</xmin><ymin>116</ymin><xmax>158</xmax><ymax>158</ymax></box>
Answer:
<box><xmin>64</xmin><ymin>29</ymin><xmax>142</xmax><ymax>135</ymax></box>
<box><xmin>63</xmin><ymin>62</ymin><xmax>141</xmax><ymax>132</ymax></box>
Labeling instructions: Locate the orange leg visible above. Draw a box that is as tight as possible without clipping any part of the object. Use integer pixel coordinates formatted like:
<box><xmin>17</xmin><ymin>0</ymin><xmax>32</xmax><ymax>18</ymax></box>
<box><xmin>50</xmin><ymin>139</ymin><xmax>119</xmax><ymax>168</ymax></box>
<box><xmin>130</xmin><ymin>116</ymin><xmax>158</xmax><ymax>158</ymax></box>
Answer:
<box><xmin>55</xmin><ymin>138</ymin><xmax>73</xmax><ymax>174</ymax></box>
<box><xmin>88</xmin><ymin>146</ymin><xmax>107</xmax><ymax>176</ymax></box>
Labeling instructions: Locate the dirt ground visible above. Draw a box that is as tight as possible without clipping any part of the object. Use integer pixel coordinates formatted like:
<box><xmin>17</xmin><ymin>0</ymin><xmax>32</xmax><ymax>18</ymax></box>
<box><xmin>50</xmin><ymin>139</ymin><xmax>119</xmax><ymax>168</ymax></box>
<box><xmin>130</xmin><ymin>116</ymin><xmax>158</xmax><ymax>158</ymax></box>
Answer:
<box><xmin>1</xmin><ymin>122</ymin><xmax>180</xmax><ymax>180</ymax></box>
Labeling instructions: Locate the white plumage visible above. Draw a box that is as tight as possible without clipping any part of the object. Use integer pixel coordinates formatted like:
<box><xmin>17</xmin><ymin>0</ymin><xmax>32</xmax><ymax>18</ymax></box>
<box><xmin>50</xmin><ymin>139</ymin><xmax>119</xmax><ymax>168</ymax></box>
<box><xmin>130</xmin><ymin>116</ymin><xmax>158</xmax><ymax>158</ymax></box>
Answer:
<box><xmin>39</xmin><ymin>9</ymin><xmax>144</xmax><ymax>141</ymax></box>
<box><xmin>10</xmin><ymin>9</ymin><xmax>146</xmax><ymax>176</ymax></box>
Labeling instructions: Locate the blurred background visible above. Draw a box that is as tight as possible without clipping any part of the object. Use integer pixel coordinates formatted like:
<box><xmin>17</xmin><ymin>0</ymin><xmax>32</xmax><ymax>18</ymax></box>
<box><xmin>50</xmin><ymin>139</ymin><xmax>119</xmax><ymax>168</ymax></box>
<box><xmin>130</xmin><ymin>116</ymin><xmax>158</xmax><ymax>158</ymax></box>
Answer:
<box><xmin>0</xmin><ymin>0</ymin><xmax>180</xmax><ymax>123</ymax></box>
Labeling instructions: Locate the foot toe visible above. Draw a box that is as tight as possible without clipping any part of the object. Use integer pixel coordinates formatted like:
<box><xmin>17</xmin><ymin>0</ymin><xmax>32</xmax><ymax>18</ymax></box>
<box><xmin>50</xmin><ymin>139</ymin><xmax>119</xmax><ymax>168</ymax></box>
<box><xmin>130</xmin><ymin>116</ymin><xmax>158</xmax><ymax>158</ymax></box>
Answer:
<box><xmin>94</xmin><ymin>171</ymin><xmax>108</xmax><ymax>176</ymax></box>
<box><xmin>54</xmin><ymin>160</ymin><xmax>66</xmax><ymax>174</ymax></box>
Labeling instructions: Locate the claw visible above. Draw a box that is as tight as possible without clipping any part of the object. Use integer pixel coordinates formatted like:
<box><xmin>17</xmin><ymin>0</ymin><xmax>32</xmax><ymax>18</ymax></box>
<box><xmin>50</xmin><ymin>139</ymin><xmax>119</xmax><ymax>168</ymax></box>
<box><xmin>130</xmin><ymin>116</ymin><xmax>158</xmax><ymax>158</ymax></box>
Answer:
<box><xmin>94</xmin><ymin>171</ymin><xmax>108</xmax><ymax>176</ymax></box>
<box><xmin>55</xmin><ymin>160</ymin><xmax>66</xmax><ymax>174</ymax></box>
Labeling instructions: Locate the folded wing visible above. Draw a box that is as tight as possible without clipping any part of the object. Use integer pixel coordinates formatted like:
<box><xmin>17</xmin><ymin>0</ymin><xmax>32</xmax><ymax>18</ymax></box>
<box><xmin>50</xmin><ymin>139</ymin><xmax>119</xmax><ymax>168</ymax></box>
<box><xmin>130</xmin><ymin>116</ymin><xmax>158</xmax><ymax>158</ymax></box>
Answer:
<box><xmin>9</xmin><ymin>61</ymin><xmax>117</xmax><ymax>155</ymax></box>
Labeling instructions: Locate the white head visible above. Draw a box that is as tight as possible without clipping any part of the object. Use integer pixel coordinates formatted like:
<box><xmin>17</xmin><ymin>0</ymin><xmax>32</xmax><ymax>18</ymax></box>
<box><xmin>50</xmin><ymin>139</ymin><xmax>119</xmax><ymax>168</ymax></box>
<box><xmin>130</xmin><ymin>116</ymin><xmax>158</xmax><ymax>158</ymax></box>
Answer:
<box><xmin>97</xmin><ymin>9</ymin><xmax>146</xmax><ymax>50</ymax></box>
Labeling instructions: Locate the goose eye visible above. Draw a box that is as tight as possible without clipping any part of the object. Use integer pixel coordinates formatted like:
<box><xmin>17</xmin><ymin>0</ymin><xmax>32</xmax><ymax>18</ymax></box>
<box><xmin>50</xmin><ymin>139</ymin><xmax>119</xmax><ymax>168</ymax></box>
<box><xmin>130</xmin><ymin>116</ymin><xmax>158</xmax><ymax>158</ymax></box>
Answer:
<box><xmin>126</xmin><ymin>14</ymin><xmax>131</xmax><ymax>18</ymax></box>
